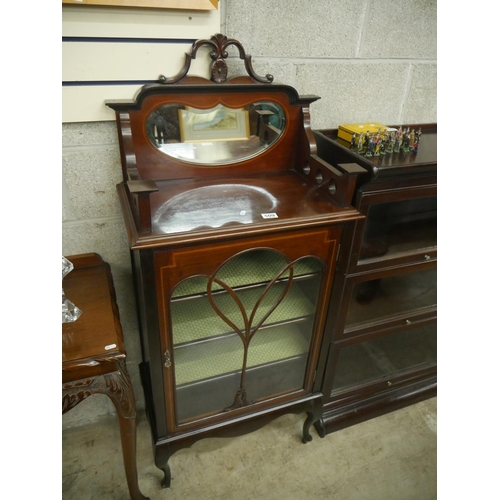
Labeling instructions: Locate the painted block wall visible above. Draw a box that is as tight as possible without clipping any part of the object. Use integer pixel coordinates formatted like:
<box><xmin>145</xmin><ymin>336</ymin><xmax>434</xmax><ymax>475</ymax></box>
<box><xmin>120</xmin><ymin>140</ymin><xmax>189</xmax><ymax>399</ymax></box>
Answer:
<box><xmin>62</xmin><ymin>0</ymin><xmax>437</xmax><ymax>428</ymax></box>
<box><xmin>222</xmin><ymin>0</ymin><xmax>437</xmax><ymax>128</ymax></box>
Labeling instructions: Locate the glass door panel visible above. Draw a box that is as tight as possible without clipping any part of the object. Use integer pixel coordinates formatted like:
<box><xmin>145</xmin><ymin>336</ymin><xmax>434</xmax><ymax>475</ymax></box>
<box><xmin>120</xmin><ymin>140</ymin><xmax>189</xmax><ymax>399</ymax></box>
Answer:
<box><xmin>360</xmin><ymin>196</ymin><xmax>437</xmax><ymax>262</ymax></box>
<box><xmin>172</xmin><ymin>249</ymin><xmax>323</xmax><ymax>298</ymax></box>
<box><xmin>345</xmin><ymin>267</ymin><xmax>436</xmax><ymax>331</ymax></box>
<box><xmin>332</xmin><ymin>324</ymin><xmax>437</xmax><ymax>392</ymax></box>
<box><xmin>170</xmin><ymin>249</ymin><xmax>324</xmax><ymax>424</ymax></box>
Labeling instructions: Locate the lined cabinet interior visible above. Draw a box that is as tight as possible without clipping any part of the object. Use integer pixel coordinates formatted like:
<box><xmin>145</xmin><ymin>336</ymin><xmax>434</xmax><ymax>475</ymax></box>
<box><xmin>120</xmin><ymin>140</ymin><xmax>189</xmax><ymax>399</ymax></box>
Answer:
<box><xmin>170</xmin><ymin>250</ymin><xmax>323</xmax><ymax>424</ymax></box>
<box><xmin>155</xmin><ymin>229</ymin><xmax>340</xmax><ymax>431</ymax></box>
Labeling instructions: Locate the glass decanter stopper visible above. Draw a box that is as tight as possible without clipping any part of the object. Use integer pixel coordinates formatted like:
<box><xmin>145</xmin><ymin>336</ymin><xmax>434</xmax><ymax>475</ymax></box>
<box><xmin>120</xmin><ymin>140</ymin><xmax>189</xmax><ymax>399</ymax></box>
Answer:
<box><xmin>62</xmin><ymin>256</ymin><xmax>83</xmax><ymax>323</ymax></box>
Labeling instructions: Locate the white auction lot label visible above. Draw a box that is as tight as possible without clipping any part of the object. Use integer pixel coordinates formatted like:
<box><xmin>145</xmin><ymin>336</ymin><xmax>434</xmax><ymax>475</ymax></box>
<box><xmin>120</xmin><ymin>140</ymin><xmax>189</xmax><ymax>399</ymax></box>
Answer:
<box><xmin>261</xmin><ymin>213</ymin><xmax>278</xmax><ymax>219</ymax></box>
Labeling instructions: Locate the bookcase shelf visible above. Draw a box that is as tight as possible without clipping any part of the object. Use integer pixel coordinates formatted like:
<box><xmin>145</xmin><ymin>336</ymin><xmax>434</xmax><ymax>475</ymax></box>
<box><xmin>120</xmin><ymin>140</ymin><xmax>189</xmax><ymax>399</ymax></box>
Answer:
<box><xmin>174</xmin><ymin>320</ymin><xmax>312</xmax><ymax>386</ymax></box>
<box><xmin>171</xmin><ymin>278</ymin><xmax>319</xmax><ymax>345</ymax></box>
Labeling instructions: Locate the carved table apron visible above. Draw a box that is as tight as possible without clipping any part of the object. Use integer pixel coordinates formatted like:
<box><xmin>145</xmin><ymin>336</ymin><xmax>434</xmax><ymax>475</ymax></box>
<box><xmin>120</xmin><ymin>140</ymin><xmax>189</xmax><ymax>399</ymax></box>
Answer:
<box><xmin>62</xmin><ymin>253</ymin><xmax>148</xmax><ymax>500</ymax></box>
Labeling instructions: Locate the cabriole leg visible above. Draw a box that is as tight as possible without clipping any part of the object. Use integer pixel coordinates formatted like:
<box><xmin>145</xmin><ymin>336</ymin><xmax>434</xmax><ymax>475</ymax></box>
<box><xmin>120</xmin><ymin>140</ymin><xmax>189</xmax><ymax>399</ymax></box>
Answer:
<box><xmin>155</xmin><ymin>445</ymin><xmax>172</xmax><ymax>489</ymax></box>
<box><xmin>302</xmin><ymin>399</ymin><xmax>323</xmax><ymax>443</ymax></box>
<box><xmin>104</xmin><ymin>362</ymin><xmax>150</xmax><ymax>500</ymax></box>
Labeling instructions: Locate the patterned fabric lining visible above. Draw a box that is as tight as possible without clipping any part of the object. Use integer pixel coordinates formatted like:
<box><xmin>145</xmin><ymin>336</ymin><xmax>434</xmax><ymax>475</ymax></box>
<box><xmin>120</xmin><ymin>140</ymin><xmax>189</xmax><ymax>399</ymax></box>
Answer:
<box><xmin>174</xmin><ymin>321</ymin><xmax>311</xmax><ymax>385</ymax></box>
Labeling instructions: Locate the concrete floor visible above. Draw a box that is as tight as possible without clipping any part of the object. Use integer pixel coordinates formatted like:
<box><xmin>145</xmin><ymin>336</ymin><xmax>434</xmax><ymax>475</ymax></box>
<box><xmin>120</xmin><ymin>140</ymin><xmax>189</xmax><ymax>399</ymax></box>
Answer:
<box><xmin>62</xmin><ymin>397</ymin><xmax>437</xmax><ymax>500</ymax></box>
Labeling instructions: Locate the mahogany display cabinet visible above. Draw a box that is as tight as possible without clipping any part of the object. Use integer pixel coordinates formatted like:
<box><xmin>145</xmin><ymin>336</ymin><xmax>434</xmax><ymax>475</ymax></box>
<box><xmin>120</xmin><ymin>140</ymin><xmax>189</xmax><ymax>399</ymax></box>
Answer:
<box><xmin>105</xmin><ymin>34</ymin><xmax>365</xmax><ymax>487</ymax></box>
<box><xmin>312</xmin><ymin>124</ymin><xmax>437</xmax><ymax>435</ymax></box>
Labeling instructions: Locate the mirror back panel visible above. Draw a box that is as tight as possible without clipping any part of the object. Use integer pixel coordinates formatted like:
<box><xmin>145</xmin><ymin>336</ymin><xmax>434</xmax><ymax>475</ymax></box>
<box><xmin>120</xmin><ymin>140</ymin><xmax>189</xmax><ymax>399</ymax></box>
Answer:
<box><xmin>147</xmin><ymin>101</ymin><xmax>286</xmax><ymax>166</ymax></box>
<box><xmin>116</xmin><ymin>85</ymin><xmax>314</xmax><ymax>181</ymax></box>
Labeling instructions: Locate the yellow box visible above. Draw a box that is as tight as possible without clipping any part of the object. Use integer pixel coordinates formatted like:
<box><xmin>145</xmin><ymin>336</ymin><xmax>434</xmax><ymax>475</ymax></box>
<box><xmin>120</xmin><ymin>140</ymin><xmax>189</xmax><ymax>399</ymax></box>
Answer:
<box><xmin>338</xmin><ymin>122</ymin><xmax>387</xmax><ymax>144</ymax></box>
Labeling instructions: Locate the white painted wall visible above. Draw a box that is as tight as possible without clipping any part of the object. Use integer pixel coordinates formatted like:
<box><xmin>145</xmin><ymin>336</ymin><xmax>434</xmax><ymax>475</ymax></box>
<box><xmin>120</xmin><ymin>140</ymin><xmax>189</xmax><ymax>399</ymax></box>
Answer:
<box><xmin>62</xmin><ymin>4</ymin><xmax>220</xmax><ymax>122</ymax></box>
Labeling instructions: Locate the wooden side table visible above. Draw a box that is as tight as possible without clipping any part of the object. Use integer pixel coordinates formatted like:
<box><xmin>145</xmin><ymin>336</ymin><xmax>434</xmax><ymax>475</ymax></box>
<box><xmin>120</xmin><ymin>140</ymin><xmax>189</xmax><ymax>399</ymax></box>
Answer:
<box><xmin>62</xmin><ymin>253</ymin><xmax>149</xmax><ymax>500</ymax></box>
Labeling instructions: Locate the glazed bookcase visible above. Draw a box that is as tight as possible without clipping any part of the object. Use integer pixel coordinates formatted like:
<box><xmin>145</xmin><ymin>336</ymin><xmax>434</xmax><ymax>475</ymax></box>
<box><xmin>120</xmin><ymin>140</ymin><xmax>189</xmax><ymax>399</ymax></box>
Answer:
<box><xmin>313</xmin><ymin>124</ymin><xmax>437</xmax><ymax>434</ymax></box>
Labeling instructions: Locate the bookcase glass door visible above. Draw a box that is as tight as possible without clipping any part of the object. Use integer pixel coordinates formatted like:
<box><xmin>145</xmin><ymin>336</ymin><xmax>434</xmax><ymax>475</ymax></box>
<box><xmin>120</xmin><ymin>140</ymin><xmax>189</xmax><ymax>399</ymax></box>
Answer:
<box><xmin>360</xmin><ymin>196</ymin><xmax>437</xmax><ymax>263</ymax></box>
<box><xmin>170</xmin><ymin>248</ymin><xmax>325</xmax><ymax>425</ymax></box>
<box><xmin>332</xmin><ymin>323</ymin><xmax>437</xmax><ymax>393</ymax></box>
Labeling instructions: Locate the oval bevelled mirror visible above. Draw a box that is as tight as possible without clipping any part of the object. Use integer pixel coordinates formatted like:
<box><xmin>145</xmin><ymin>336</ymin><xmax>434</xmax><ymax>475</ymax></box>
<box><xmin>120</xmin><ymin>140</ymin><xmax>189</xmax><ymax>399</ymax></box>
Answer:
<box><xmin>146</xmin><ymin>101</ymin><xmax>286</xmax><ymax>165</ymax></box>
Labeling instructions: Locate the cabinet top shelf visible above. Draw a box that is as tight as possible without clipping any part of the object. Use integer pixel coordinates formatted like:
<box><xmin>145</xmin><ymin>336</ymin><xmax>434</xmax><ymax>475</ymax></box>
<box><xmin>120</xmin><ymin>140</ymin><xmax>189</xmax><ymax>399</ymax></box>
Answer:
<box><xmin>119</xmin><ymin>170</ymin><xmax>362</xmax><ymax>248</ymax></box>
<box><xmin>314</xmin><ymin>123</ymin><xmax>437</xmax><ymax>180</ymax></box>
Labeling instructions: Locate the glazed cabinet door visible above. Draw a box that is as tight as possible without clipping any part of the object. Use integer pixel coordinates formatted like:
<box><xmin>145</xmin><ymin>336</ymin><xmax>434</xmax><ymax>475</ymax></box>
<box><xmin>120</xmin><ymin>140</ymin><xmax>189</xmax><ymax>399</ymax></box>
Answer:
<box><xmin>341</xmin><ymin>263</ymin><xmax>437</xmax><ymax>339</ymax></box>
<box><xmin>331</xmin><ymin>322</ymin><xmax>437</xmax><ymax>395</ymax></box>
<box><xmin>322</xmin><ymin>261</ymin><xmax>437</xmax><ymax>404</ymax></box>
<box><xmin>352</xmin><ymin>187</ymin><xmax>437</xmax><ymax>273</ymax></box>
<box><xmin>154</xmin><ymin>228</ymin><xmax>341</xmax><ymax>432</ymax></box>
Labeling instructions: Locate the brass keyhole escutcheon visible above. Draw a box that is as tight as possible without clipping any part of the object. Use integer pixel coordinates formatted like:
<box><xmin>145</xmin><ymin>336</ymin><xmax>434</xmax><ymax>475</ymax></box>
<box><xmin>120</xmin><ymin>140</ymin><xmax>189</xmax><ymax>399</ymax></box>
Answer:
<box><xmin>164</xmin><ymin>350</ymin><xmax>171</xmax><ymax>368</ymax></box>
